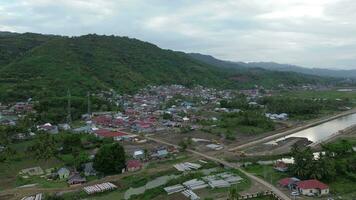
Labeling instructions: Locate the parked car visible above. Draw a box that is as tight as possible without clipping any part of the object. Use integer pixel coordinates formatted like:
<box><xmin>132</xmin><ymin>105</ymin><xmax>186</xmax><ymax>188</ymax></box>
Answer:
<box><xmin>291</xmin><ymin>191</ymin><xmax>300</xmax><ymax>196</ymax></box>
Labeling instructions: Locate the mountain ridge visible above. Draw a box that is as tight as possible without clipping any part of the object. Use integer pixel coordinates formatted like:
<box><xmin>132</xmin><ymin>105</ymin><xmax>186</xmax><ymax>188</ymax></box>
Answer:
<box><xmin>0</xmin><ymin>32</ymin><xmax>339</xmax><ymax>102</ymax></box>
<box><xmin>189</xmin><ymin>53</ymin><xmax>356</xmax><ymax>78</ymax></box>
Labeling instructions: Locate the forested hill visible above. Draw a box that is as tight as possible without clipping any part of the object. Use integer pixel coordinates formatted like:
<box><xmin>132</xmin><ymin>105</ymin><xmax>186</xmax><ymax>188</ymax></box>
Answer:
<box><xmin>189</xmin><ymin>53</ymin><xmax>356</xmax><ymax>78</ymax></box>
<box><xmin>0</xmin><ymin>32</ymin><xmax>336</xmax><ymax>102</ymax></box>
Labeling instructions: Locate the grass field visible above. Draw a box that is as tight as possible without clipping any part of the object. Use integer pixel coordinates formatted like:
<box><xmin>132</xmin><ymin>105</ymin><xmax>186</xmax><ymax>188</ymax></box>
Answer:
<box><xmin>243</xmin><ymin>164</ymin><xmax>288</xmax><ymax>185</ymax></box>
<box><xmin>0</xmin><ymin>140</ymin><xmax>64</xmax><ymax>190</ymax></box>
<box><xmin>281</xmin><ymin>89</ymin><xmax>356</xmax><ymax>103</ymax></box>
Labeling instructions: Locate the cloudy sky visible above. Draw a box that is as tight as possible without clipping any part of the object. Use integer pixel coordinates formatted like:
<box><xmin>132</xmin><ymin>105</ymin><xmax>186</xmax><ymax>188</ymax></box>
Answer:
<box><xmin>1</xmin><ymin>0</ymin><xmax>356</xmax><ymax>69</ymax></box>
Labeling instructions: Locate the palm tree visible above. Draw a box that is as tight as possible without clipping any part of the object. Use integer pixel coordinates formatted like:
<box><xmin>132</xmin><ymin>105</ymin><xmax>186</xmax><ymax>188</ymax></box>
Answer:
<box><xmin>228</xmin><ymin>186</ymin><xmax>239</xmax><ymax>200</ymax></box>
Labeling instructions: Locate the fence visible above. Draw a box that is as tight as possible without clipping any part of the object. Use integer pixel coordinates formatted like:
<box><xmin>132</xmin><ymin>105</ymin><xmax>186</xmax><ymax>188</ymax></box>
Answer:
<box><xmin>238</xmin><ymin>191</ymin><xmax>283</xmax><ymax>200</ymax></box>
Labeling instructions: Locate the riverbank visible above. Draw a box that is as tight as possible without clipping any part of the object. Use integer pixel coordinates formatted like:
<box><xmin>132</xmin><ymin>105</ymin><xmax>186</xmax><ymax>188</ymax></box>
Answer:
<box><xmin>309</xmin><ymin>124</ymin><xmax>356</xmax><ymax>149</ymax></box>
<box><xmin>229</xmin><ymin>108</ymin><xmax>356</xmax><ymax>151</ymax></box>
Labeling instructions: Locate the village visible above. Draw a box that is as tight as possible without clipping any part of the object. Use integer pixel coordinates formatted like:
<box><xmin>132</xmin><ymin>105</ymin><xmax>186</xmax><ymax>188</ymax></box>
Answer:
<box><xmin>0</xmin><ymin>85</ymin><xmax>356</xmax><ymax>200</ymax></box>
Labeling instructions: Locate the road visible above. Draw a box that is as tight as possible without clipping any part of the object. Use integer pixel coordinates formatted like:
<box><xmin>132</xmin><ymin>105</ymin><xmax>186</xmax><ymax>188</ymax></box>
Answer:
<box><xmin>1</xmin><ymin>133</ymin><xmax>292</xmax><ymax>200</ymax></box>
<box><xmin>229</xmin><ymin>108</ymin><xmax>356</xmax><ymax>151</ymax></box>
<box><xmin>146</xmin><ymin>136</ymin><xmax>292</xmax><ymax>200</ymax></box>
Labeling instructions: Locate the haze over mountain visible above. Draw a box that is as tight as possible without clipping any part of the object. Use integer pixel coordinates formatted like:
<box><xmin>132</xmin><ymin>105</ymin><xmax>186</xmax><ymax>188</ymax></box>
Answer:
<box><xmin>189</xmin><ymin>53</ymin><xmax>356</xmax><ymax>79</ymax></box>
<box><xmin>0</xmin><ymin>32</ymin><xmax>336</xmax><ymax>102</ymax></box>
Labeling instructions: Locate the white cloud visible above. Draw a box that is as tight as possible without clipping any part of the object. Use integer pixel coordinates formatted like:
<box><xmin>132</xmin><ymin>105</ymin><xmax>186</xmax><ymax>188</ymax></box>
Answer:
<box><xmin>0</xmin><ymin>0</ymin><xmax>355</xmax><ymax>69</ymax></box>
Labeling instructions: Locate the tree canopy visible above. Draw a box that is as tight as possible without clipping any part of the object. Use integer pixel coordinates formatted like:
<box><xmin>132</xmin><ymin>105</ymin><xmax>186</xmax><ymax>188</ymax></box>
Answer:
<box><xmin>93</xmin><ymin>143</ymin><xmax>126</xmax><ymax>175</ymax></box>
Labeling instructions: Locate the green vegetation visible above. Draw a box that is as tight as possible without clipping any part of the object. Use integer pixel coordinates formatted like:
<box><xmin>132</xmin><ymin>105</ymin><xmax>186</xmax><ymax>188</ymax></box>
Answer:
<box><xmin>220</xmin><ymin>97</ymin><xmax>249</xmax><ymax>110</ymax></box>
<box><xmin>0</xmin><ymin>33</ymin><xmax>340</xmax><ymax>104</ymax></box>
<box><xmin>261</xmin><ymin>89</ymin><xmax>356</xmax><ymax>119</ymax></box>
<box><xmin>289</xmin><ymin>139</ymin><xmax>356</xmax><ymax>196</ymax></box>
<box><xmin>93</xmin><ymin>143</ymin><xmax>126</xmax><ymax>175</ymax></box>
<box><xmin>219</xmin><ymin>111</ymin><xmax>274</xmax><ymax>134</ymax></box>
<box><xmin>0</xmin><ymin>131</ymin><xmax>103</xmax><ymax>189</ymax></box>
<box><xmin>0</xmin><ymin>34</ymin><xmax>231</xmax><ymax>102</ymax></box>
<box><xmin>281</xmin><ymin>89</ymin><xmax>356</xmax><ymax>103</ymax></box>
<box><xmin>259</xmin><ymin>94</ymin><xmax>353</xmax><ymax>119</ymax></box>
<box><xmin>28</xmin><ymin>132</ymin><xmax>57</xmax><ymax>161</ymax></box>
<box><xmin>202</xmin><ymin>110</ymin><xmax>275</xmax><ymax>137</ymax></box>
<box><xmin>244</xmin><ymin>164</ymin><xmax>288</xmax><ymax>185</ymax></box>
<box><xmin>130</xmin><ymin>168</ymin><xmax>251</xmax><ymax>200</ymax></box>
<box><xmin>34</xmin><ymin>96</ymin><xmax>119</xmax><ymax>123</ymax></box>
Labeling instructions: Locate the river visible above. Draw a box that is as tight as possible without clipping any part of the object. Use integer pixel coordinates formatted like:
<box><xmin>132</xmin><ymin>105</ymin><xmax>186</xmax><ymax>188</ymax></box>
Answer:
<box><xmin>267</xmin><ymin>113</ymin><xmax>356</xmax><ymax>144</ymax></box>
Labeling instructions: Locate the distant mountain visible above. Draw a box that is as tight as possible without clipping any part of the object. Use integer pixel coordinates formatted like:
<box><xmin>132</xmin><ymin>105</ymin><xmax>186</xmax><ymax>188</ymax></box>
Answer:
<box><xmin>189</xmin><ymin>53</ymin><xmax>356</xmax><ymax>78</ymax></box>
<box><xmin>0</xmin><ymin>32</ymin><xmax>338</xmax><ymax>102</ymax></box>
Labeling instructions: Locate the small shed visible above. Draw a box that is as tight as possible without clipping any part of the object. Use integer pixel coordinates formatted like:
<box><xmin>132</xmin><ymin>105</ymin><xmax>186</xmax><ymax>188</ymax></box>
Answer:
<box><xmin>57</xmin><ymin>167</ymin><xmax>70</xmax><ymax>179</ymax></box>
<box><xmin>157</xmin><ymin>149</ymin><xmax>168</xmax><ymax>158</ymax></box>
<box><xmin>67</xmin><ymin>173</ymin><xmax>86</xmax><ymax>185</ymax></box>
<box><xmin>274</xmin><ymin>161</ymin><xmax>288</xmax><ymax>172</ymax></box>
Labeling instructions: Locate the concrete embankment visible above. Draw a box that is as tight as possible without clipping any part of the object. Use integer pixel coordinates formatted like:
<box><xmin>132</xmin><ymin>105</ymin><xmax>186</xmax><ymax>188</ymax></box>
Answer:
<box><xmin>229</xmin><ymin>108</ymin><xmax>356</xmax><ymax>151</ymax></box>
<box><xmin>309</xmin><ymin>124</ymin><xmax>356</xmax><ymax>148</ymax></box>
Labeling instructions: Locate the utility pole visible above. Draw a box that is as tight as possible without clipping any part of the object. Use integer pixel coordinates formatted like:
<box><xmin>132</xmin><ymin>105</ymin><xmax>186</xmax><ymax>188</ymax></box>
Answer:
<box><xmin>66</xmin><ymin>89</ymin><xmax>72</xmax><ymax>124</ymax></box>
<box><xmin>87</xmin><ymin>91</ymin><xmax>91</xmax><ymax>115</ymax></box>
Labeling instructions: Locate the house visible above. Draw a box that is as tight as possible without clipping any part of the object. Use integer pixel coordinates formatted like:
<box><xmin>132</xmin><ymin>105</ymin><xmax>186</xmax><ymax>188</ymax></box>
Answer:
<box><xmin>157</xmin><ymin>149</ymin><xmax>169</xmax><ymax>158</ymax></box>
<box><xmin>58</xmin><ymin>123</ymin><xmax>71</xmax><ymax>131</ymax></box>
<box><xmin>83</xmin><ymin>162</ymin><xmax>97</xmax><ymax>176</ymax></box>
<box><xmin>278</xmin><ymin>177</ymin><xmax>300</xmax><ymax>190</ymax></box>
<box><xmin>73</xmin><ymin>125</ymin><xmax>92</xmax><ymax>134</ymax></box>
<box><xmin>0</xmin><ymin>118</ymin><xmax>16</xmax><ymax>126</ymax></box>
<box><xmin>126</xmin><ymin>160</ymin><xmax>143</xmax><ymax>172</ymax></box>
<box><xmin>57</xmin><ymin>167</ymin><xmax>70</xmax><ymax>179</ymax></box>
<box><xmin>92</xmin><ymin>115</ymin><xmax>113</xmax><ymax>127</ymax></box>
<box><xmin>296</xmin><ymin>179</ymin><xmax>329</xmax><ymax>196</ymax></box>
<box><xmin>37</xmin><ymin>123</ymin><xmax>59</xmax><ymax>134</ymax></box>
<box><xmin>133</xmin><ymin>150</ymin><xmax>144</xmax><ymax>159</ymax></box>
<box><xmin>274</xmin><ymin>161</ymin><xmax>288</xmax><ymax>172</ymax></box>
<box><xmin>94</xmin><ymin>129</ymin><xmax>128</xmax><ymax>140</ymax></box>
<box><xmin>67</xmin><ymin>172</ymin><xmax>86</xmax><ymax>185</ymax></box>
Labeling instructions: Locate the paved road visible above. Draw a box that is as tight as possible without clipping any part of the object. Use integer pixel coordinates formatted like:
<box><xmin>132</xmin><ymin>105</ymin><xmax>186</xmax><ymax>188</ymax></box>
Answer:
<box><xmin>229</xmin><ymin>108</ymin><xmax>356</xmax><ymax>151</ymax></box>
<box><xmin>146</xmin><ymin>136</ymin><xmax>292</xmax><ymax>200</ymax></box>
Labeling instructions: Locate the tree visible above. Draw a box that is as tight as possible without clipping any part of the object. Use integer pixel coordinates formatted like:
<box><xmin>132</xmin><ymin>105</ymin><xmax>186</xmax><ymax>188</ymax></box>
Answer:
<box><xmin>162</xmin><ymin>113</ymin><xmax>172</xmax><ymax>120</ymax></box>
<box><xmin>143</xmin><ymin>148</ymin><xmax>149</xmax><ymax>160</ymax></box>
<box><xmin>322</xmin><ymin>139</ymin><xmax>353</xmax><ymax>156</ymax></box>
<box><xmin>289</xmin><ymin>144</ymin><xmax>314</xmax><ymax>179</ymax></box>
<box><xmin>29</xmin><ymin>132</ymin><xmax>57</xmax><ymax>161</ymax></box>
<box><xmin>62</xmin><ymin>134</ymin><xmax>81</xmax><ymax>154</ymax></box>
<box><xmin>228</xmin><ymin>186</ymin><xmax>239</xmax><ymax>200</ymax></box>
<box><xmin>313</xmin><ymin>154</ymin><xmax>336</xmax><ymax>181</ymax></box>
<box><xmin>0</xmin><ymin>146</ymin><xmax>17</xmax><ymax>163</ymax></box>
<box><xmin>93</xmin><ymin>143</ymin><xmax>126</xmax><ymax>175</ymax></box>
<box><xmin>178</xmin><ymin>140</ymin><xmax>188</xmax><ymax>151</ymax></box>
<box><xmin>74</xmin><ymin>151</ymin><xmax>90</xmax><ymax>170</ymax></box>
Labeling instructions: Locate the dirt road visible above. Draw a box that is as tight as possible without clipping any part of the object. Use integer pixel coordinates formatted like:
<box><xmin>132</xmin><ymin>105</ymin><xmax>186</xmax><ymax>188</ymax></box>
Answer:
<box><xmin>146</xmin><ymin>136</ymin><xmax>292</xmax><ymax>200</ymax></box>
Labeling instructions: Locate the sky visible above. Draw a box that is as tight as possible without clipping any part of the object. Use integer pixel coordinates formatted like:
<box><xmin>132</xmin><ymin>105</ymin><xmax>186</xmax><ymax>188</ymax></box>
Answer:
<box><xmin>1</xmin><ymin>0</ymin><xmax>356</xmax><ymax>69</ymax></box>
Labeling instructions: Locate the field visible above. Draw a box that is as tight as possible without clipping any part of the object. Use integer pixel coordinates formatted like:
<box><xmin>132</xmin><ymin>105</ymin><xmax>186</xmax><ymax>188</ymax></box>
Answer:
<box><xmin>281</xmin><ymin>89</ymin><xmax>356</xmax><ymax>101</ymax></box>
<box><xmin>243</xmin><ymin>164</ymin><xmax>288</xmax><ymax>185</ymax></box>
<box><xmin>0</xmin><ymin>140</ymin><xmax>64</xmax><ymax>190</ymax></box>
<box><xmin>59</xmin><ymin>165</ymin><xmax>251</xmax><ymax>200</ymax></box>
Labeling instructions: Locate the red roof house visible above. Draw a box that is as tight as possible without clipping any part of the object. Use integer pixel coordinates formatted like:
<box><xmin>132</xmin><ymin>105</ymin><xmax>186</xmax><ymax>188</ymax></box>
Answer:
<box><xmin>94</xmin><ymin>129</ymin><xmax>127</xmax><ymax>140</ymax></box>
<box><xmin>278</xmin><ymin>177</ymin><xmax>300</xmax><ymax>188</ymax></box>
<box><xmin>126</xmin><ymin>160</ymin><xmax>142</xmax><ymax>172</ymax></box>
<box><xmin>93</xmin><ymin>115</ymin><xmax>113</xmax><ymax>126</ymax></box>
<box><xmin>296</xmin><ymin>179</ymin><xmax>329</xmax><ymax>196</ymax></box>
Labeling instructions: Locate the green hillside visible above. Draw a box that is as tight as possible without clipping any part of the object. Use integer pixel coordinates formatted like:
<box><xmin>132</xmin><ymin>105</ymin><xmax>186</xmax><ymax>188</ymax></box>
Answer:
<box><xmin>0</xmin><ymin>33</ymin><xmax>337</xmax><ymax>102</ymax></box>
